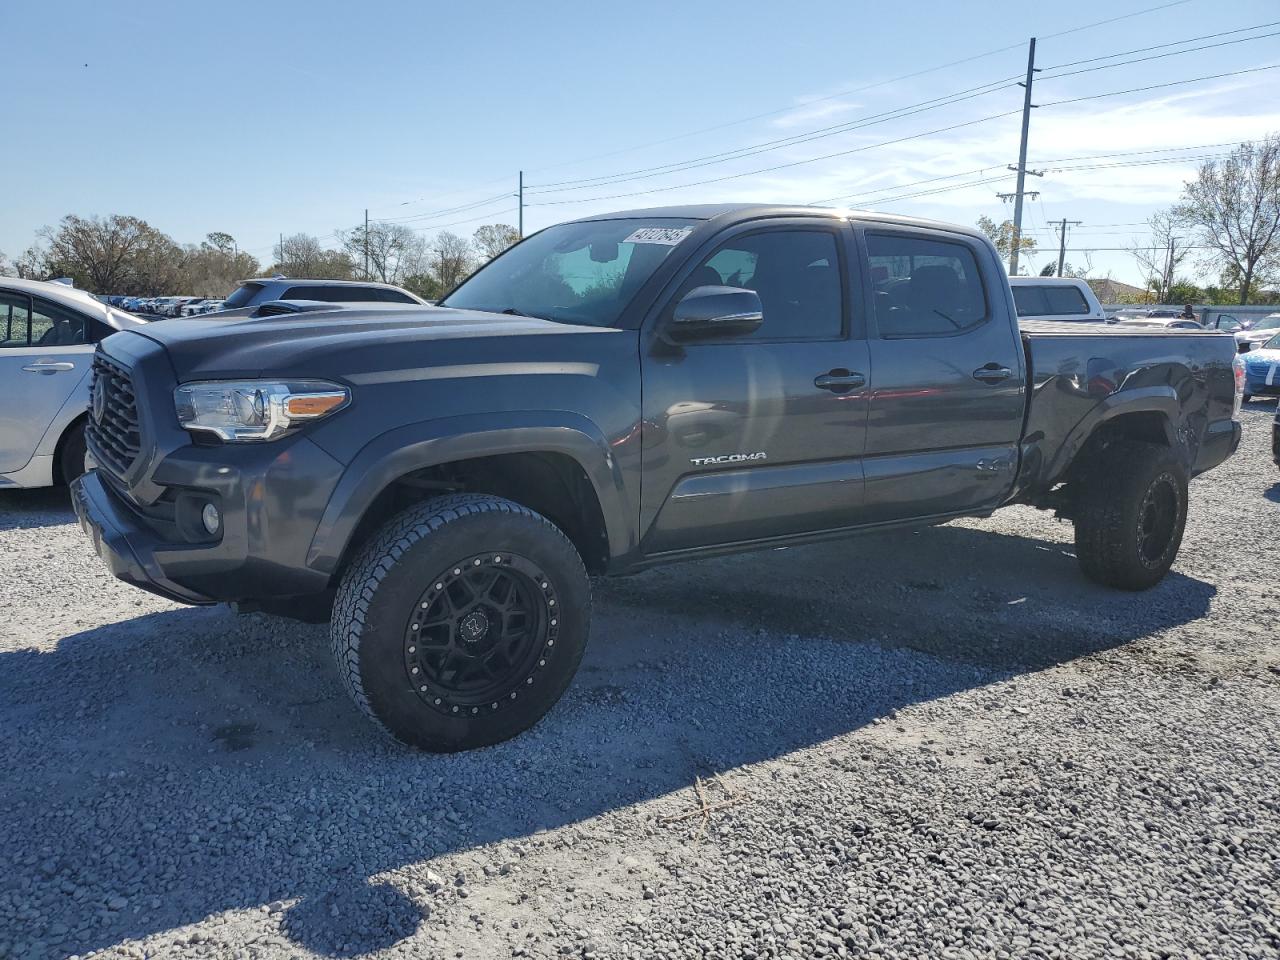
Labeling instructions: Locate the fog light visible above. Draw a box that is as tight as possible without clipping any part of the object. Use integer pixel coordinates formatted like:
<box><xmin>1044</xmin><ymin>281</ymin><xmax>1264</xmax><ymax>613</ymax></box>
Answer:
<box><xmin>201</xmin><ymin>503</ymin><xmax>221</xmax><ymax>535</ymax></box>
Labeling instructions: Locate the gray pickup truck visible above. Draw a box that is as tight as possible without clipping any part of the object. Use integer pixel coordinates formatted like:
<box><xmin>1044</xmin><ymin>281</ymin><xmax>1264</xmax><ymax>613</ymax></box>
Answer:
<box><xmin>72</xmin><ymin>204</ymin><xmax>1243</xmax><ymax>751</ymax></box>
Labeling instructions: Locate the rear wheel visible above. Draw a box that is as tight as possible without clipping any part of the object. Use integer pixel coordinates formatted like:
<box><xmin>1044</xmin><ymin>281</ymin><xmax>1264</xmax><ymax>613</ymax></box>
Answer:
<box><xmin>330</xmin><ymin>494</ymin><xmax>591</xmax><ymax>751</ymax></box>
<box><xmin>58</xmin><ymin>421</ymin><xmax>87</xmax><ymax>485</ymax></box>
<box><xmin>1073</xmin><ymin>440</ymin><xmax>1188</xmax><ymax>590</ymax></box>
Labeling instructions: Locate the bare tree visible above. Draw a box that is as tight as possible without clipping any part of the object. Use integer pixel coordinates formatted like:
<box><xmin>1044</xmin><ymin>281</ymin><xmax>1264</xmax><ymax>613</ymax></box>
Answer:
<box><xmin>13</xmin><ymin>245</ymin><xmax>49</xmax><ymax>280</ymax></box>
<box><xmin>273</xmin><ymin>233</ymin><xmax>355</xmax><ymax>280</ymax></box>
<box><xmin>1129</xmin><ymin>210</ymin><xmax>1191</xmax><ymax>303</ymax></box>
<box><xmin>473</xmin><ymin>224</ymin><xmax>521</xmax><ymax>261</ymax></box>
<box><xmin>179</xmin><ymin>234</ymin><xmax>260</xmax><ymax>296</ymax></box>
<box><xmin>1175</xmin><ymin>135</ymin><xmax>1280</xmax><ymax>305</ymax></box>
<box><xmin>38</xmin><ymin>214</ymin><xmax>183</xmax><ymax>293</ymax></box>
<box><xmin>430</xmin><ymin>231</ymin><xmax>476</xmax><ymax>292</ymax></box>
<box><xmin>338</xmin><ymin>221</ymin><xmax>427</xmax><ymax>284</ymax></box>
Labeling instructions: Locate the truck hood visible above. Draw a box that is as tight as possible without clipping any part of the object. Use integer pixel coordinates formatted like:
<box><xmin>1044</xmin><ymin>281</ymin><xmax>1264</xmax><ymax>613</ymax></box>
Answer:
<box><xmin>125</xmin><ymin>305</ymin><xmax>615</xmax><ymax>379</ymax></box>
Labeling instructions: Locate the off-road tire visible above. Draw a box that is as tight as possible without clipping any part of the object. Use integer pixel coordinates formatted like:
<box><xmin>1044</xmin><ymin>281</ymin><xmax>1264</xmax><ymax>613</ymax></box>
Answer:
<box><xmin>58</xmin><ymin>421</ymin><xmax>88</xmax><ymax>485</ymax></box>
<box><xmin>330</xmin><ymin>494</ymin><xmax>591</xmax><ymax>751</ymax></box>
<box><xmin>1074</xmin><ymin>440</ymin><xmax>1188</xmax><ymax>591</ymax></box>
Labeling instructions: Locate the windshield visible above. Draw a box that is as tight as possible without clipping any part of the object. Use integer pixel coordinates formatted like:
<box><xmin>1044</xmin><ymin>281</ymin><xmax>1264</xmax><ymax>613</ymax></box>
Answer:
<box><xmin>1264</xmin><ymin>333</ymin><xmax>1280</xmax><ymax>350</ymax></box>
<box><xmin>442</xmin><ymin>218</ymin><xmax>699</xmax><ymax>327</ymax></box>
<box><xmin>1251</xmin><ymin>315</ymin><xmax>1280</xmax><ymax>332</ymax></box>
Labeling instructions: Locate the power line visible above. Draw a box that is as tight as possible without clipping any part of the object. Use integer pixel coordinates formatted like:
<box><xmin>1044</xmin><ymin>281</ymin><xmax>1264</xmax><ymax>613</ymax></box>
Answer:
<box><xmin>1041</xmin><ymin>62</ymin><xmax>1280</xmax><ymax>107</ymax></box>
<box><xmin>525</xmin><ymin>74</ymin><xmax>1022</xmax><ymax>193</ymax></box>
<box><xmin>378</xmin><ymin>0</ymin><xmax>1208</xmax><ymax>214</ymax></box>
<box><xmin>521</xmin><ymin>28</ymin><xmax>1265</xmax><ymax>199</ymax></box>
<box><xmin>860</xmin><ymin>175</ymin><xmax>1017</xmax><ymax>208</ymax></box>
<box><xmin>516</xmin><ymin>0</ymin><xmax>1199</xmax><ymax>179</ymax></box>
<box><xmin>1038</xmin><ymin>0</ymin><xmax>1195</xmax><ymax>39</ymax></box>
<box><xmin>376</xmin><ymin>191</ymin><xmax>514</xmax><ymax>225</ymax></box>
<box><xmin>1039</xmin><ymin>18</ymin><xmax>1279</xmax><ymax>70</ymax></box>
<box><xmin>526</xmin><ymin>108</ymin><xmax>1023</xmax><ymax>207</ymax></box>
<box><xmin>813</xmin><ymin>143</ymin><xmax>1238</xmax><ymax>207</ymax></box>
<box><xmin>1037</xmin><ymin>28</ymin><xmax>1280</xmax><ymax>81</ymax></box>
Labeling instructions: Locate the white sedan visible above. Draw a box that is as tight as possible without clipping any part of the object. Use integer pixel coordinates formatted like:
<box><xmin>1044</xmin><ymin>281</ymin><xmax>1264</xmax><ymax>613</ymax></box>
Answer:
<box><xmin>0</xmin><ymin>278</ymin><xmax>144</xmax><ymax>488</ymax></box>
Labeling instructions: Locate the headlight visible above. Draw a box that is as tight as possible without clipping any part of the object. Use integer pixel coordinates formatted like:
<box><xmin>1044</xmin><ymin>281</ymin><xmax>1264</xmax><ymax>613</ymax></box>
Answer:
<box><xmin>174</xmin><ymin>380</ymin><xmax>349</xmax><ymax>441</ymax></box>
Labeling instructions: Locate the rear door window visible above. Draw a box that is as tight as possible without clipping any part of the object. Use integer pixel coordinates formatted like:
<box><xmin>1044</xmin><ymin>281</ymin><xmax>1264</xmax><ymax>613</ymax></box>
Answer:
<box><xmin>30</xmin><ymin>298</ymin><xmax>89</xmax><ymax>346</ymax></box>
<box><xmin>866</xmin><ymin>233</ymin><xmax>988</xmax><ymax>337</ymax></box>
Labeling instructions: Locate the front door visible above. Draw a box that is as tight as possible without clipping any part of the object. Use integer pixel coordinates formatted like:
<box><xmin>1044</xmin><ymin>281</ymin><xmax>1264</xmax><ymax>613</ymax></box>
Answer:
<box><xmin>0</xmin><ymin>291</ymin><xmax>94</xmax><ymax>473</ymax></box>
<box><xmin>640</xmin><ymin>221</ymin><xmax>870</xmax><ymax>553</ymax></box>
<box><xmin>858</xmin><ymin>228</ymin><xmax>1025</xmax><ymax>522</ymax></box>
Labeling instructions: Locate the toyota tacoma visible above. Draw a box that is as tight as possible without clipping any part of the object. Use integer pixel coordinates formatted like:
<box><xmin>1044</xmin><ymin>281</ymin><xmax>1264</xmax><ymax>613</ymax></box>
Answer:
<box><xmin>72</xmin><ymin>204</ymin><xmax>1243</xmax><ymax>751</ymax></box>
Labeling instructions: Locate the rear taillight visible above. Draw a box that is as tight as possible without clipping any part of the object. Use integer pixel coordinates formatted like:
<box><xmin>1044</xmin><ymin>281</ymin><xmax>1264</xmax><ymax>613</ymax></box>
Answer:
<box><xmin>1232</xmin><ymin>353</ymin><xmax>1246</xmax><ymax>417</ymax></box>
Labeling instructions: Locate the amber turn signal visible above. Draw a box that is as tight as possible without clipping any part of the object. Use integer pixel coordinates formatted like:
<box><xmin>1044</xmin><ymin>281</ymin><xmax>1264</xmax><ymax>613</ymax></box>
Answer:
<box><xmin>285</xmin><ymin>392</ymin><xmax>348</xmax><ymax>418</ymax></box>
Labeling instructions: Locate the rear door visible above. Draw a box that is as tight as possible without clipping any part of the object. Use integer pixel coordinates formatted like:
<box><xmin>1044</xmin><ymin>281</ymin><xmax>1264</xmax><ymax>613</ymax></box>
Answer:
<box><xmin>0</xmin><ymin>292</ymin><xmax>96</xmax><ymax>473</ymax></box>
<box><xmin>640</xmin><ymin>218</ymin><xmax>870</xmax><ymax>553</ymax></box>
<box><xmin>857</xmin><ymin>227</ymin><xmax>1025</xmax><ymax>522</ymax></box>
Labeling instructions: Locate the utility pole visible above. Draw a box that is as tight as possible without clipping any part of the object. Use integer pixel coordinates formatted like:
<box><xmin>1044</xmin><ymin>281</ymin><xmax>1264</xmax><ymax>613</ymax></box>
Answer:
<box><xmin>364</xmin><ymin>208</ymin><xmax>370</xmax><ymax>280</ymax></box>
<box><xmin>279</xmin><ymin>233</ymin><xmax>284</xmax><ymax>271</ymax></box>
<box><xmin>1008</xmin><ymin>38</ymin><xmax>1040</xmax><ymax>277</ymax></box>
<box><xmin>1162</xmin><ymin>236</ymin><xmax>1177</xmax><ymax>302</ymax></box>
<box><xmin>1056</xmin><ymin>218</ymin><xmax>1083</xmax><ymax>276</ymax></box>
<box><xmin>518</xmin><ymin>171</ymin><xmax>524</xmax><ymax>239</ymax></box>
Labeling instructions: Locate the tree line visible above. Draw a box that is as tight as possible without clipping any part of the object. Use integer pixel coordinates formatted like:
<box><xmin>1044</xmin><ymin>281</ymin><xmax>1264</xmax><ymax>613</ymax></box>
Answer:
<box><xmin>0</xmin><ymin>218</ymin><xmax>521</xmax><ymax>300</ymax></box>
<box><xmin>978</xmin><ymin>134</ymin><xmax>1280</xmax><ymax>305</ymax></box>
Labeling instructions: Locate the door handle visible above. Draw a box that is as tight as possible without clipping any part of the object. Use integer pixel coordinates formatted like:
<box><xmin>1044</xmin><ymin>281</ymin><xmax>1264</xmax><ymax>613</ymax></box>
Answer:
<box><xmin>814</xmin><ymin>370</ymin><xmax>866</xmax><ymax>393</ymax></box>
<box><xmin>972</xmin><ymin>364</ymin><xmax>1013</xmax><ymax>384</ymax></box>
<box><xmin>22</xmin><ymin>361</ymin><xmax>76</xmax><ymax>374</ymax></box>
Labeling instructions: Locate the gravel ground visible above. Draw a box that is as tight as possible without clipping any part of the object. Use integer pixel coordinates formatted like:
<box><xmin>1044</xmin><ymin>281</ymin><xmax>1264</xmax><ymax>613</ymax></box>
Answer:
<box><xmin>1</xmin><ymin>404</ymin><xmax>1278</xmax><ymax>960</ymax></box>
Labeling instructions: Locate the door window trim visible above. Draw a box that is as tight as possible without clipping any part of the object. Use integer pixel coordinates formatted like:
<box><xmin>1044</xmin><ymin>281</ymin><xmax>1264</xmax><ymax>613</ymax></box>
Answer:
<box><xmin>857</xmin><ymin>226</ymin><xmax>994</xmax><ymax>341</ymax></box>
<box><xmin>649</xmin><ymin>218</ymin><xmax>858</xmax><ymax>344</ymax></box>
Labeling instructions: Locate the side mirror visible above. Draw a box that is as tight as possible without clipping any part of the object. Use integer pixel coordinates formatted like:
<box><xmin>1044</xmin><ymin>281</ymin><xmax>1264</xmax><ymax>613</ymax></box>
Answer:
<box><xmin>665</xmin><ymin>285</ymin><xmax>763</xmax><ymax>342</ymax></box>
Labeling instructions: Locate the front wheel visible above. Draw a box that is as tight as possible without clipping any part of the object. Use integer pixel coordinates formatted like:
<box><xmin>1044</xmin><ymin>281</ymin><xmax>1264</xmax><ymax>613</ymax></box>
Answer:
<box><xmin>1073</xmin><ymin>440</ymin><xmax>1188</xmax><ymax>590</ymax></box>
<box><xmin>330</xmin><ymin>494</ymin><xmax>591</xmax><ymax>751</ymax></box>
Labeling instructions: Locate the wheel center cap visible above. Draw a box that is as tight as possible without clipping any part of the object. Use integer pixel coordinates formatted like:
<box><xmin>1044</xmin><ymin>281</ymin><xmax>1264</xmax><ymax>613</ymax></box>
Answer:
<box><xmin>460</xmin><ymin>610</ymin><xmax>490</xmax><ymax>643</ymax></box>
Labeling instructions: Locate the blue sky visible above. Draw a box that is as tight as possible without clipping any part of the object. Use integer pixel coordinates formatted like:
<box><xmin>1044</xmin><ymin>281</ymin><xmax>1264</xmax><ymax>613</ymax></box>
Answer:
<box><xmin>6</xmin><ymin>0</ymin><xmax>1280</xmax><ymax>285</ymax></box>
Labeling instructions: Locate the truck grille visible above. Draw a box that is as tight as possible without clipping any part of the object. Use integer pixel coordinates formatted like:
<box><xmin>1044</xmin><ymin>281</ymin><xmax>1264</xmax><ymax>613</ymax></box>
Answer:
<box><xmin>86</xmin><ymin>353</ymin><xmax>142</xmax><ymax>477</ymax></box>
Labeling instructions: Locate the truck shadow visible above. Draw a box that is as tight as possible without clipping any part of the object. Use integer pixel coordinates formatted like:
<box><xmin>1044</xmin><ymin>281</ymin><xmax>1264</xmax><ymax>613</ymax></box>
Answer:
<box><xmin>0</xmin><ymin>487</ymin><xmax>74</xmax><ymax>530</ymax></box>
<box><xmin>0</xmin><ymin>523</ymin><xmax>1214</xmax><ymax>958</ymax></box>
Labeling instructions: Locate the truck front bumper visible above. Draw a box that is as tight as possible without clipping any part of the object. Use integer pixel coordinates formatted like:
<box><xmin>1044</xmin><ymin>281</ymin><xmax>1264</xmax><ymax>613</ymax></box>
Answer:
<box><xmin>72</xmin><ymin>434</ymin><xmax>347</xmax><ymax>605</ymax></box>
<box><xmin>73</xmin><ymin>470</ymin><xmax>215</xmax><ymax>605</ymax></box>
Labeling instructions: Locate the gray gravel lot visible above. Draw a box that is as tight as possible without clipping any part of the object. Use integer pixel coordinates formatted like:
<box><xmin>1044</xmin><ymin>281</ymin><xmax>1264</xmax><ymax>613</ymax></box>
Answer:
<box><xmin>2</xmin><ymin>404</ymin><xmax>1278</xmax><ymax>960</ymax></box>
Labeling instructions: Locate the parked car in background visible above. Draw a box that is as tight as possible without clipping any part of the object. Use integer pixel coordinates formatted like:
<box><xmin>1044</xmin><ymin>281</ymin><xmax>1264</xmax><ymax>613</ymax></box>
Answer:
<box><xmin>0</xmin><ymin>278</ymin><xmax>145</xmax><ymax>489</ymax></box>
<box><xmin>220</xmin><ymin>277</ymin><xmax>426</xmax><ymax>311</ymax></box>
<box><xmin>1009</xmin><ymin>277</ymin><xmax>1106</xmax><ymax>322</ymax></box>
<box><xmin>182</xmin><ymin>298</ymin><xmax>224</xmax><ymax>316</ymax></box>
<box><xmin>1224</xmin><ymin>313</ymin><xmax>1280</xmax><ymax>353</ymax></box>
<box><xmin>1242</xmin><ymin>332</ymin><xmax>1280</xmax><ymax>402</ymax></box>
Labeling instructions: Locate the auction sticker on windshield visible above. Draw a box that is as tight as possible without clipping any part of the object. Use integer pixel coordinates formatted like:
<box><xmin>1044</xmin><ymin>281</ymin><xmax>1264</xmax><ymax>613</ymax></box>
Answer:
<box><xmin>623</xmin><ymin>226</ymin><xmax>694</xmax><ymax>245</ymax></box>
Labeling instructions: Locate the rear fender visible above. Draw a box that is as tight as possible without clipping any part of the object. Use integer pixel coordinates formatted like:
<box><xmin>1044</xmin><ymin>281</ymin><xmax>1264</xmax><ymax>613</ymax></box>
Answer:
<box><xmin>306</xmin><ymin>411</ymin><xmax>630</xmax><ymax>575</ymax></box>
<box><xmin>1043</xmin><ymin>386</ymin><xmax>1181</xmax><ymax>485</ymax></box>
